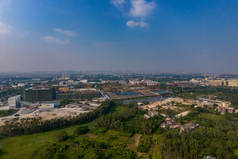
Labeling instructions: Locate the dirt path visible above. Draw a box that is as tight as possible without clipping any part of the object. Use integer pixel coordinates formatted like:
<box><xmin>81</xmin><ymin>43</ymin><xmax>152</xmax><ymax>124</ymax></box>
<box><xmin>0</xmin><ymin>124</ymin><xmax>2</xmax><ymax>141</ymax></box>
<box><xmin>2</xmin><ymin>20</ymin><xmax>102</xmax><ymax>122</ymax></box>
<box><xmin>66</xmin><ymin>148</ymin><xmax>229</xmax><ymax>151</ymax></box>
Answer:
<box><xmin>134</xmin><ymin>134</ymin><xmax>142</xmax><ymax>147</ymax></box>
<box><xmin>127</xmin><ymin>134</ymin><xmax>142</xmax><ymax>151</ymax></box>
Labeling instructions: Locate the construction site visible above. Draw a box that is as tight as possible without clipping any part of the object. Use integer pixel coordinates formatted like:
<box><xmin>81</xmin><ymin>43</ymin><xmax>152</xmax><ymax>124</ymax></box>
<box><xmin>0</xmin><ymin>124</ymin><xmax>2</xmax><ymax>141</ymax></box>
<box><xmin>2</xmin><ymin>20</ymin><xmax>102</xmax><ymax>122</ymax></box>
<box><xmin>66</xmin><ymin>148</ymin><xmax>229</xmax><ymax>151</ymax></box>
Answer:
<box><xmin>0</xmin><ymin>99</ymin><xmax>101</xmax><ymax>126</ymax></box>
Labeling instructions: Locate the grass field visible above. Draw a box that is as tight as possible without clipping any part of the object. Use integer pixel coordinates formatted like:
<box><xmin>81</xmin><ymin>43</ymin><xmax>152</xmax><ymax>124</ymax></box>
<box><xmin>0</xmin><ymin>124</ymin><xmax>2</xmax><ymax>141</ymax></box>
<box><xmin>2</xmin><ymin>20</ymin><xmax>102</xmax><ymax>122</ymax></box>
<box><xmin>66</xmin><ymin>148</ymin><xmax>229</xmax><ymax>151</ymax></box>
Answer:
<box><xmin>0</xmin><ymin>122</ymin><xmax>95</xmax><ymax>159</ymax></box>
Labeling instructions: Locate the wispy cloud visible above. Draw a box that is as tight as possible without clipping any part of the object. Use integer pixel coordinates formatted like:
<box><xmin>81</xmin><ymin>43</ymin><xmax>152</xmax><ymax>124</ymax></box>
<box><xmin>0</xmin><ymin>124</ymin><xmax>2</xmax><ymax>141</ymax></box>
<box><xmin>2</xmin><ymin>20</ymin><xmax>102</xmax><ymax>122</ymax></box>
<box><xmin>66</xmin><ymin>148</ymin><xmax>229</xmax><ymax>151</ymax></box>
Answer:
<box><xmin>126</xmin><ymin>20</ymin><xmax>148</xmax><ymax>27</ymax></box>
<box><xmin>54</xmin><ymin>28</ymin><xmax>77</xmax><ymax>36</ymax></box>
<box><xmin>110</xmin><ymin>0</ymin><xmax>126</xmax><ymax>9</ymax></box>
<box><xmin>130</xmin><ymin>0</ymin><xmax>156</xmax><ymax>18</ymax></box>
<box><xmin>0</xmin><ymin>21</ymin><xmax>11</xmax><ymax>34</ymax></box>
<box><xmin>42</xmin><ymin>36</ymin><xmax>69</xmax><ymax>44</ymax></box>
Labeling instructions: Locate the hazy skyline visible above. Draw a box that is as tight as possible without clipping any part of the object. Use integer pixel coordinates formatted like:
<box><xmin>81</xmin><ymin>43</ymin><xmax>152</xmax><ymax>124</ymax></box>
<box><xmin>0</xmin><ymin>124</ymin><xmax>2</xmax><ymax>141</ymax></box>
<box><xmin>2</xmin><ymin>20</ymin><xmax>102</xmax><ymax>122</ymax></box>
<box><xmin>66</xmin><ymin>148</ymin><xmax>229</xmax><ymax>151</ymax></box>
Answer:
<box><xmin>0</xmin><ymin>0</ymin><xmax>238</xmax><ymax>73</ymax></box>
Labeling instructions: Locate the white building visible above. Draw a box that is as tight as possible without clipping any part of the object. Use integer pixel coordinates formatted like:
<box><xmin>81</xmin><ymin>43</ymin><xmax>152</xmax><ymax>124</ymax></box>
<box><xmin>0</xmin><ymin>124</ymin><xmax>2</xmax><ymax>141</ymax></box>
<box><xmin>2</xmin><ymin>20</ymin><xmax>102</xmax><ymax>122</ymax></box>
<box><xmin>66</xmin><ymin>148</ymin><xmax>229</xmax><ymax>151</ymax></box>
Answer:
<box><xmin>80</xmin><ymin>80</ymin><xmax>88</xmax><ymax>83</ymax></box>
<box><xmin>8</xmin><ymin>95</ymin><xmax>21</xmax><ymax>109</ymax></box>
<box><xmin>17</xmin><ymin>83</ymin><xmax>25</xmax><ymax>87</ymax></box>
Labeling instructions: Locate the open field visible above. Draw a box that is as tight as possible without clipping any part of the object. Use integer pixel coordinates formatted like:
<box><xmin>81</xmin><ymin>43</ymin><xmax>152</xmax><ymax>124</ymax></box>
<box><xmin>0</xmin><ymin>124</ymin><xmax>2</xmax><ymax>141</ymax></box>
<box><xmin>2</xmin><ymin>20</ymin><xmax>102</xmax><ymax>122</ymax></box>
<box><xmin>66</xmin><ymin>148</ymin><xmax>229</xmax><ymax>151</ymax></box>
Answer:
<box><xmin>0</xmin><ymin>122</ymin><xmax>95</xmax><ymax>159</ymax></box>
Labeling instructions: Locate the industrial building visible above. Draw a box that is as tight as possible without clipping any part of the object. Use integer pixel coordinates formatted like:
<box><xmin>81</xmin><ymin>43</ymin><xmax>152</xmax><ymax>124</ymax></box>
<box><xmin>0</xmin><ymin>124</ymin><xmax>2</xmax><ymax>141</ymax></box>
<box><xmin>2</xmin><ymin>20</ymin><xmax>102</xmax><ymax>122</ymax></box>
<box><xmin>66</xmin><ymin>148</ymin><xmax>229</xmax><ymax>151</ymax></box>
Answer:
<box><xmin>23</xmin><ymin>87</ymin><xmax>56</xmax><ymax>102</ymax></box>
<box><xmin>205</xmin><ymin>79</ymin><xmax>238</xmax><ymax>87</ymax></box>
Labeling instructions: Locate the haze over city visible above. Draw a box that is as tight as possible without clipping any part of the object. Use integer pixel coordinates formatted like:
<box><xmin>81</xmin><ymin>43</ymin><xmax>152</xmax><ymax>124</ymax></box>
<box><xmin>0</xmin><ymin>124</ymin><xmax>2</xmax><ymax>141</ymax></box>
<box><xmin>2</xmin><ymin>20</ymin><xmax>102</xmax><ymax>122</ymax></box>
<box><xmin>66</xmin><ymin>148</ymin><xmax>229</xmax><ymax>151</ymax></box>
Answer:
<box><xmin>0</xmin><ymin>0</ymin><xmax>238</xmax><ymax>73</ymax></box>
<box><xmin>1</xmin><ymin>1</ymin><xmax>238</xmax><ymax>158</ymax></box>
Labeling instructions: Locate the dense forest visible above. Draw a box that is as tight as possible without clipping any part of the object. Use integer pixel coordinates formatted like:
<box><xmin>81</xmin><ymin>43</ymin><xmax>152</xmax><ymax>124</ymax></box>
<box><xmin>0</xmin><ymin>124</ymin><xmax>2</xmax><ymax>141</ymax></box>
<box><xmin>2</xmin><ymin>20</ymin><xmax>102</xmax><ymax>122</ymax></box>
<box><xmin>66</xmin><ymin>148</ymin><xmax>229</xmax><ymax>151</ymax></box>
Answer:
<box><xmin>0</xmin><ymin>100</ymin><xmax>238</xmax><ymax>158</ymax></box>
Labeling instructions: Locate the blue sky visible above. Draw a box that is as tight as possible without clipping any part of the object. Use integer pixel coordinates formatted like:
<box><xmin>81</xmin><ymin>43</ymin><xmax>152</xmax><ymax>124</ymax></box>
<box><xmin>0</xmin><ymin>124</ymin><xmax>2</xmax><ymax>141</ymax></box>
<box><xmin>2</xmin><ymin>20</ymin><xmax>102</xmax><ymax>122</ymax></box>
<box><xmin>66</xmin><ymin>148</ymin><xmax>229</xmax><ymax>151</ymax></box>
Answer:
<box><xmin>0</xmin><ymin>0</ymin><xmax>238</xmax><ymax>73</ymax></box>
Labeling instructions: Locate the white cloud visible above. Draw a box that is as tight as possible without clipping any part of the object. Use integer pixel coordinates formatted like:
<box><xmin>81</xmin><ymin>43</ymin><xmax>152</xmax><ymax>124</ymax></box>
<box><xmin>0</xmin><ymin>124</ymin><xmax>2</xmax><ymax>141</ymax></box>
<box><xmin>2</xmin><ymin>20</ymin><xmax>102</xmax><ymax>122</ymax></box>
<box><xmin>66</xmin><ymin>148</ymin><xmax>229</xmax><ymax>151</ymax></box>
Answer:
<box><xmin>126</xmin><ymin>20</ymin><xmax>148</xmax><ymax>27</ymax></box>
<box><xmin>54</xmin><ymin>28</ymin><xmax>77</xmax><ymax>36</ymax></box>
<box><xmin>130</xmin><ymin>0</ymin><xmax>156</xmax><ymax>18</ymax></box>
<box><xmin>42</xmin><ymin>36</ymin><xmax>69</xmax><ymax>44</ymax></box>
<box><xmin>111</xmin><ymin>0</ymin><xmax>126</xmax><ymax>8</ymax></box>
<box><xmin>0</xmin><ymin>21</ymin><xmax>11</xmax><ymax>34</ymax></box>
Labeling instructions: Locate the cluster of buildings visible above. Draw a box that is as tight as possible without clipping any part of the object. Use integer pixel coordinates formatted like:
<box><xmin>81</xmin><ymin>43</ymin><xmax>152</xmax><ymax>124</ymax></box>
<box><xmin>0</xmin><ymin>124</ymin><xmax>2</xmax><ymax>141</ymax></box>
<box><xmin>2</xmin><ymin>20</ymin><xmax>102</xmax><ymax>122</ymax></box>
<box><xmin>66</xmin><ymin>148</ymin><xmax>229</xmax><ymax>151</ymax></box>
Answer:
<box><xmin>140</xmin><ymin>97</ymin><xmax>185</xmax><ymax>111</ymax></box>
<box><xmin>160</xmin><ymin>117</ymin><xmax>199</xmax><ymax>131</ymax></box>
<box><xmin>7</xmin><ymin>94</ymin><xmax>60</xmax><ymax>109</ymax></box>
<box><xmin>190</xmin><ymin>78</ymin><xmax>238</xmax><ymax>87</ymax></box>
<box><xmin>145</xmin><ymin>112</ymin><xmax>200</xmax><ymax>131</ymax></box>
<box><xmin>140</xmin><ymin>96</ymin><xmax>237</xmax><ymax>120</ymax></box>
<box><xmin>160</xmin><ymin>118</ymin><xmax>180</xmax><ymax>129</ymax></box>
<box><xmin>195</xmin><ymin>98</ymin><xmax>238</xmax><ymax>114</ymax></box>
<box><xmin>149</xmin><ymin>96</ymin><xmax>237</xmax><ymax>115</ymax></box>
<box><xmin>217</xmin><ymin>106</ymin><xmax>236</xmax><ymax>114</ymax></box>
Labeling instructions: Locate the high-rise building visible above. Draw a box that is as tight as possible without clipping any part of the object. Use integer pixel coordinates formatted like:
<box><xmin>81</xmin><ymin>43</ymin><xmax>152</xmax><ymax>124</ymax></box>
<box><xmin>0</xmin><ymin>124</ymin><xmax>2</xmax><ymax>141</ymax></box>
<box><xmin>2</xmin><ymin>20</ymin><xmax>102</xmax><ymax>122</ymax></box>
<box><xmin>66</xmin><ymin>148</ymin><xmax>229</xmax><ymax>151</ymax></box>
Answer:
<box><xmin>23</xmin><ymin>87</ymin><xmax>56</xmax><ymax>102</ymax></box>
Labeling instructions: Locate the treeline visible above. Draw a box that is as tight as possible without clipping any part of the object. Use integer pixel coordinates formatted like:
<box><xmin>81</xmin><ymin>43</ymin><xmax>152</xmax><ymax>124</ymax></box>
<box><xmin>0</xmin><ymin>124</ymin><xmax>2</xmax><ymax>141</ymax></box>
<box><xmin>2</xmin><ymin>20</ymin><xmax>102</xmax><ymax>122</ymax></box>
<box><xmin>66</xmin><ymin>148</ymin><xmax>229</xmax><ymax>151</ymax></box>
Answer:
<box><xmin>0</xmin><ymin>100</ymin><xmax>116</xmax><ymax>136</ymax></box>
<box><xmin>159</xmin><ymin>128</ymin><xmax>238</xmax><ymax>159</ymax></box>
<box><xmin>0</xmin><ymin>109</ymin><xmax>18</xmax><ymax>117</ymax></box>
<box><xmin>95</xmin><ymin>102</ymin><xmax>164</xmax><ymax>135</ymax></box>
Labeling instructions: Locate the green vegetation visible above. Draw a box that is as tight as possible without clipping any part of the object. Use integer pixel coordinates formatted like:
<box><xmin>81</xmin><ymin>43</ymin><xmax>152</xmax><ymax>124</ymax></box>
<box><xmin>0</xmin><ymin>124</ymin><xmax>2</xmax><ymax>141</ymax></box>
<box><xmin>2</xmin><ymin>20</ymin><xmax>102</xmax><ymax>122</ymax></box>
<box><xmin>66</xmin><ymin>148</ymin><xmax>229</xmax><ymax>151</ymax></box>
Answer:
<box><xmin>0</xmin><ymin>123</ymin><xmax>93</xmax><ymax>159</ymax></box>
<box><xmin>0</xmin><ymin>88</ymin><xmax>22</xmax><ymax>101</ymax></box>
<box><xmin>159</xmin><ymin>127</ymin><xmax>238</xmax><ymax>159</ymax></box>
<box><xmin>137</xmin><ymin>135</ymin><xmax>152</xmax><ymax>153</ymax></box>
<box><xmin>55</xmin><ymin>131</ymin><xmax>68</xmax><ymax>142</ymax></box>
<box><xmin>60</xmin><ymin>99</ymin><xmax>75</xmax><ymax>107</ymax></box>
<box><xmin>0</xmin><ymin>100</ymin><xmax>237</xmax><ymax>159</ymax></box>
<box><xmin>74</xmin><ymin>126</ymin><xmax>89</xmax><ymax>135</ymax></box>
<box><xmin>95</xmin><ymin>102</ymin><xmax>164</xmax><ymax>135</ymax></box>
<box><xmin>0</xmin><ymin>109</ymin><xmax>18</xmax><ymax>117</ymax></box>
<box><xmin>162</xmin><ymin>107</ymin><xmax>238</xmax><ymax>159</ymax></box>
<box><xmin>34</xmin><ymin>136</ymin><xmax>137</xmax><ymax>159</ymax></box>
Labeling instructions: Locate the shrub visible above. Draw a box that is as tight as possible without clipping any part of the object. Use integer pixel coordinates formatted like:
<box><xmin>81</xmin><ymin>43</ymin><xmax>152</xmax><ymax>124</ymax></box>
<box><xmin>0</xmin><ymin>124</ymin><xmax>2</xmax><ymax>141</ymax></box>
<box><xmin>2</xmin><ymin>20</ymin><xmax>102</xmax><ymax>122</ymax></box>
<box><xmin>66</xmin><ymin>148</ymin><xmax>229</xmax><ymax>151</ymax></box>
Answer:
<box><xmin>55</xmin><ymin>131</ymin><xmax>68</xmax><ymax>142</ymax></box>
<box><xmin>74</xmin><ymin>126</ymin><xmax>89</xmax><ymax>136</ymax></box>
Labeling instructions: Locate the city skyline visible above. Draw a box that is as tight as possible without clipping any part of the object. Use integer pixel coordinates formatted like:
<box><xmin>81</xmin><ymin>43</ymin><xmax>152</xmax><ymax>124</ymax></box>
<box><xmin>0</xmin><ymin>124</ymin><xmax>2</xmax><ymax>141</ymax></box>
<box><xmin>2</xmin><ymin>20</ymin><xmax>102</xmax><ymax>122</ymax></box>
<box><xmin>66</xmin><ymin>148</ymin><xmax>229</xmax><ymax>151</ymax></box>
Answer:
<box><xmin>0</xmin><ymin>0</ymin><xmax>238</xmax><ymax>73</ymax></box>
